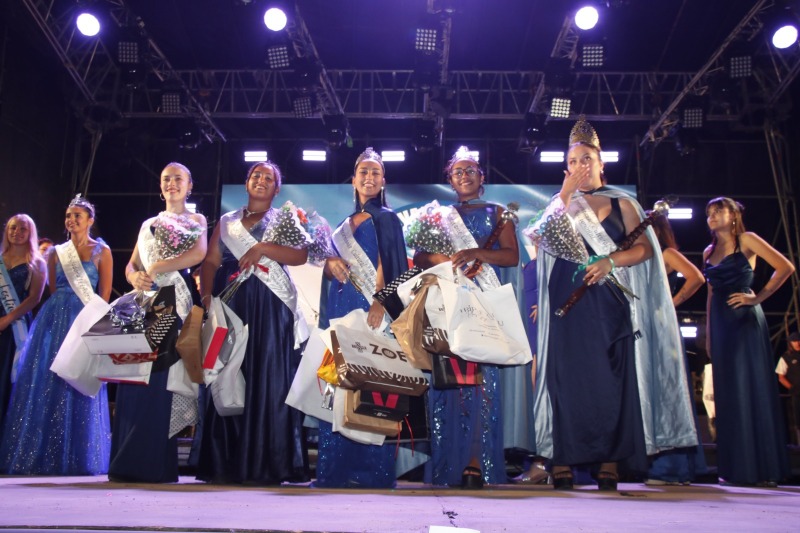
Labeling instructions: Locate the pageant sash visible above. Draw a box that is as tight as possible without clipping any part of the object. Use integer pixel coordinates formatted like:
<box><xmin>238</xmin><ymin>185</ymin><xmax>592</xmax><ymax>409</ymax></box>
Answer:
<box><xmin>0</xmin><ymin>257</ymin><xmax>28</xmax><ymax>383</ymax></box>
<box><xmin>445</xmin><ymin>206</ymin><xmax>502</xmax><ymax>290</ymax></box>
<box><xmin>331</xmin><ymin>218</ymin><xmax>378</xmax><ymax>303</ymax></box>
<box><xmin>219</xmin><ymin>209</ymin><xmax>309</xmax><ymax>348</ymax></box>
<box><xmin>138</xmin><ymin>217</ymin><xmax>193</xmax><ymax>321</ymax></box>
<box><xmin>55</xmin><ymin>241</ymin><xmax>95</xmax><ymax>305</ymax></box>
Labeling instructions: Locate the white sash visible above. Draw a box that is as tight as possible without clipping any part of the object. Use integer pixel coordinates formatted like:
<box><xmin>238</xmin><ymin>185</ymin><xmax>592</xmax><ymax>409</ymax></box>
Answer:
<box><xmin>0</xmin><ymin>258</ymin><xmax>28</xmax><ymax>383</ymax></box>
<box><xmin>331</xmin><ymin>218</ymin><xmax>378</xmax><ymax>303</ymax></box>
<box><xmin>137</xmin><ymin>217</ymin><xmax>193</xmax><ymax>321</ymax></box>
<box><xmin>445</xmin><ymin>206</ymin><xmax>502</xmax><ymax>290</ymax></box>
<box><xmin>55</xmin><ymin>241</ymin><xmax>95</xmax><ymax>305</ymax></box>
<box><xmin>219</xmin><ymin>209</ymin><xmax>309</xmax><ymax>348</ymax></box>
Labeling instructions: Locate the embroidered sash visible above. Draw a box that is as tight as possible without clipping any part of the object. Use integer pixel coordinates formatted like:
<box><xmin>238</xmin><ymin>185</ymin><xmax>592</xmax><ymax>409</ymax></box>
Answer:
<box><xmin>0</xmin><ymin>257</ymin><xmax>28</xmax><ymax>383</ymax></box>
<box><xmin>137</xmin><ymin>216</ymin><xmax>193</xmax><ymax>321</ymax></box>
<box><xmin>331</xmin><ymin>218</ymin><xmax>378</xmax><ymax>303</ymax></box>
<box><xmin>55</xmin><ymin>241</ymin><xmax>95</xmax><ymax>305</ymax></box>
<box><xmin>445</xmin><ymin>206</ymin><xmax>502</xmax><ymax>290</ymax></box>
<box><xmin>219</xmin><ymin>209</ymin><xmax>309</xmax><ymax>348</ymax></box>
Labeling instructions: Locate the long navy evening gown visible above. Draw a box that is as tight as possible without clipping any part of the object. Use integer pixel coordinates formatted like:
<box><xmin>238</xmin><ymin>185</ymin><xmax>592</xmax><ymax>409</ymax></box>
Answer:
<box><xmin>0</xmin><ymin>263</ymin><xmax>31</xmax><ymax>440</ymax></box>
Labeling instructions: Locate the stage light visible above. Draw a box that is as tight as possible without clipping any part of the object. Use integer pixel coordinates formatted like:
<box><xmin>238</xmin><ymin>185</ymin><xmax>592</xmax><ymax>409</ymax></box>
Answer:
<box><xmin>413</xmin><ymin>120</ymin><xmax>437</xmax><ymax>153</ymax></box>
<box><xmin>267</xmin><ymin>45</ymin><xmax>291</xmax><ymax>69</ymax></box>
<box><xmin>76</xmin><ymin>13</ymin><xmax>100</xmax><ymax>37</ymax></box>
<box><xmin>264</xmin><ymin>8</ymin><xmax>288</xmax><ymax>31</ymax></box>
<box><xmin>302</xmin><ymin>150</ymin><xmax>326</xmax><ymax>162</ymax></box>
<box><xmin>160</xmin><ymin>92</ymin><xmax>182</xmax><ymax>114</ymax></box>
<box><xmin>324</xmin><ymin>114</ymin><xmax>349</xmax><ymax>148</ymax></box>
<box><xmin>680</xmin><ymin>325</ymin><xmax>698</xmax><ymax>339</ymax></box>
<box><xmin>415</xmin><ymin>28</ymin><xmax>438</xmax><ymax>52</ymax></box>
<box><xmin>519</xmin><ymin>112</ymin><xmax>548</xmax><ymax>154</ymax></box>
<box><xmin>540</xmin><ymin>151</ymin><xmax>564</xmax><ymax>163</ymax></box>
<box><xmin>244</xmin><ymin>150</ymin><xmax>268</xmax><ymax>162</ymax></box>
<box><xmin>186</xmin><ymin>203</ymin><xmax>197</xmax><ymax>214</ymax></box>
<box><xmin>600</xmin><ymin>151</ymin><xmax>619</xmax><ymax>163</ymax></box>
<box><xmin>292</xmin><ymin>96</ymin><xmax>315</xmax><ymax>118</ymax></box>
<box><xmin>682</xmin><ymin>107</ymin><xmax>704</xmax><ymax>129</ymax></box>
<box><xmin>381</xmin><ymin>151</ymin><xmax>405</xmax><ymax>162</ymax></box>
<box><xmin>668</xmin><ymin>207</ymin><xmax>693</xmax><ymax>220</ymax></box>
<box><xmin>575</xmin><ymin>6</ymin><xmax>599</xmax><ymax>31</ymax></box>
<box><xmin>581</xmin><ymin>43</ymin><xmax>604</xmax><ymax>68</ymax></box>
<box><xmin>178</xmin><ymin>121</ymin><xmax>201</xmax><ymax>150</ymax></box>
<box><xmin>772</xmin><ymin>24</ymin><xmax>798</xmax><ymax>48</ymax></box>
<box><xmin>728</xmin><ymin>55</ymin><xmax>752</xmax><ymax>78</ymax></box>
<box><xmin>549</xmin><ymin>97</ymin><xmax>572</xmax><ymax>119</ymax></box>
<box><xmin>117</xmin><ymin>41</ymin><xmax>139</xmax><ymax>64</ymax></box>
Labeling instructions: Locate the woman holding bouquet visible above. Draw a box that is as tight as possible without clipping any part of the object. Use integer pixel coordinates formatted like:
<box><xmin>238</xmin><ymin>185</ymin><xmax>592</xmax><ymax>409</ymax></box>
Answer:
<box><xmin>109</xmin><ymin>162</ymin><xmax>207</xmax><ymax>483</ymax></box>
<box><xmin>0</xmin><ymin>196</ymin><xmax>113</xmax><ymax>475</ymax></box>
<box><xmin>197</xmin><ymin>160</ymin><xmax>311</xmax><ymax>485</ymax></box>
<box><xmin>0</xmin><ymin>215</ymin><xmax>47</xmax><ymax>440</ymax></box>
<box><xmin>411</xmin><ymin>147</ymin><xmax>519</xmax><ymax>489</ymax></box>
<box><xmin>314</xmin><ymin>147</ymin><xmax>409</xmax><ymax>489</ymax></box>
<box><xmin>526</xmin><ymin>117</ymin><xmax>695</xmax><ymax>491</ymax></box>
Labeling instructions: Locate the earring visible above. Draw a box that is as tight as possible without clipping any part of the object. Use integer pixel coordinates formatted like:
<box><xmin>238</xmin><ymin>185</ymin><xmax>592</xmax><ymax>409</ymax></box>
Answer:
<box><xmin>380</xmin><ymin>186</ymin><xmax>385</xmax><ymax>206</ymax></box>
<box><xmin>160</xmin><ymin>193</ymin><xmax>166</xmax><ymax>201</ymax></box>
<box><xmin>479</xmin><ymin>185</ymin><xmax>485</xmax><ymax>197</ymax></box>
<box><xmin>187</xmin><ymin>190</ymin><xmax>192</xmax><ymax>199</ymax></box>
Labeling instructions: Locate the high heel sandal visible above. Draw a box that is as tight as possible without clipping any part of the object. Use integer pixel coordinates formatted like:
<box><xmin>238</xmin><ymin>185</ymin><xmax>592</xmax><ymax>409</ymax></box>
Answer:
<box><xmin>597</xmin><ymin>470</ymin><xmax>619</xmax><ymax>492</ymax></box>
<box><xmin>511</xmin><ymin>463</ymin><xmax>552</xmax><ymax>485</ymax></box>
<box><xmin>461</xmin><ymin>466</ymin><xmax>484</xmax><ymax>490</ymax></box>
<box><xmin>552</xmin><ymin>470</ymin><xmax>574</xmax><ymax>491</ymax></box>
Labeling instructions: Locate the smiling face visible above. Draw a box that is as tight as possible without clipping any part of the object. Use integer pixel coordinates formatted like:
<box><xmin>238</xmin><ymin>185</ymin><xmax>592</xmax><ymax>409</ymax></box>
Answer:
<box><xmin>566</xmin><ymin>143</ymin><xmax>604</xmax><ymax>190</ymax></box>
<box><xmin>5</xmin><ymin>217</ymin><xmax>31</xmax><ymax>247</ymax></box>
<box><xmin>160</xmin><ymin>164</ymin><xmax>192</xmax><ymax>203</ymax></box>
<box><xmin>64</xmin><ymin>206</ymin><xmax>93</xmax><ymax>236</ymax></box>
<box><xmin>246</xmin><ymin>163</ymin><xmax>280</xmax><ymax>202</ymax></box>
<box><xmin>448</xmin><ymin>158</ymin><xmax>484</xmax><ymax>201</ymax></box>
<box><xmin>353</xmin><ymin>160</ymin><xmax>384</xmax><ymax>204</ymax></box>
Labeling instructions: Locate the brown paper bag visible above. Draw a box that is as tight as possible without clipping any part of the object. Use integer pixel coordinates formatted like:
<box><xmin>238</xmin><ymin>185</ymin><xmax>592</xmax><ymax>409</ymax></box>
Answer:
<box><xmin>176</xmin><ymin>305</ymin><xmax>204</xmax><ymax>384</ymax></box>
<box><xmin>342</xmin><ymin>389</ymin><xmax>400</xmax><ymax>437</ymax></box>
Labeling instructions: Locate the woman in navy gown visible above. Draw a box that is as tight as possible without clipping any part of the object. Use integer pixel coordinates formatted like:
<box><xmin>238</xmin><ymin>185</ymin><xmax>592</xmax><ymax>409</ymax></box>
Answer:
<box><xmin>197</xmin><ymin>160</ymin><xmax>310</xmax><ymax>485</ymax></box>
<box><xmin>0</xmin><ymin>215</ymin><xmax>46</xmax><ymax>440</ymax></box>
<box><xmin>645</xmin><ymin>215</ymin><xmax>707</xmax><ymax>485</ymax></box>
<box><xmin>109</xmin><ymin>162</ymin><xmax>207</xmax><ymax>483</ymax></box>
<box><xmin>704</xmin><ymin>197</ymin><xmax>793</xmax><ymax>486</ymax></box>
<box><xmin>314</xmin><ymin>147</ymin><xmax>408</xmax><ymax>488</ymax></box>
<box><xmin>527</xmin><ymin>118</ymin><xmax>695</xmax><ymax>491</ymax></box>
<box><xmin>413</xmin><ymin>147</ymin><xmax>519</xmax><ymax>489</ymax></box>
<box><xmin>0</xmin><ymin>196</ymin><xmax>113</xmax><ymax>475</ymax></box>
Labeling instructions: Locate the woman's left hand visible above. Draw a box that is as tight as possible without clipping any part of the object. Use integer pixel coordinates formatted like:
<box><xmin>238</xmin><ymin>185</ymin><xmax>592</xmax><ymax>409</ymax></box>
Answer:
<box><xmin>727</xmin><ymin>290</ymin><xmax>757</xmax><ymax>309</ymax></box>
<box><xmin>451</xmin><ymin>248</ymin><xmax>482</xmax><ymax>270</ymax></box>
<box><xmin>367</xmin><ymin>300</ymin><xmax>385</xmax><ymax>329</ymax></box>
<box><xmin>583</xmin><ymin>257</ymin><xmax>614</xmax><ymax>285</ymax></box>
<box><xmin>239</xmin><ymin>243</ymin><xmax>265</xmax><ymax>271</ymax></box>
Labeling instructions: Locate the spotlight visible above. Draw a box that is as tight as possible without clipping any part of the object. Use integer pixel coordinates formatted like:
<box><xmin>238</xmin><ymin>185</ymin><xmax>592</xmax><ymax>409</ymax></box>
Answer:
<box><xmin>264</xmin><ymin>8</ymin><xmax>288</xmax><ymax>32</ymax></box>
<box><xmin>178</xmin><ymin>120</ymin><xmax>201</xmax><ymax>150</ymax></box>
<box><xmin>292</xmin><ymin>96</ymin><xmax>315</xmax><ymax>118</ymax></box>
<box><xmin>581</xmin><ymin>43</ymin><xmax>605</xmax><ymax>68</ymax></box>
<box><xmin>772</xmin><ymin>24</ymin><xmax>798</xmax><ymax>49</ymax></box>
<box><xmin>76</xmin><ymin>13</ymin><xmax>100</xmax><ymax>37</ymax></box>
<box><xmin>244</xmin><ymin>150</ymin><xmax>268</xmax><ymax>162</ymax></box>
<box><xmin>540</xmin><ymin>151</ymin><xmax>565</xmax><ymax>163</ymax></box>
<box><xmin>574</xmin><ymin>6</ymin><xmax>599</xmax><ymax>31</ymax></box>
<box><xmin>519</xmin><ymin>112</ymin><xmax>548</xmax><ymax>154</ymax></box>
<box><xmin>413</xmin><ymin>120</ymin><xmax>437</xmax><ymax>153</ymax></box>
<box><xmin>381</xmin><ymin>151</ymin><xmax>405</xmax><ymax>162</ymax></box>
<box><xmin>117</xmin><ymin>41</ymin><xmax>139</xmax><ymax>64</ymax></box>
<box><xmin>302</xmin><ymin>150</ymin><xmax>326</xmax><ymax>162</ymax></box>
<box><xmin>415</xmin><ymin>28</ymin><xmax>438</xmax><ymax>52</ymax></box>
<box><xmin>160</xmin><ymin>94</ymin><xmax>182</xmax><ymax>114</ymax></box>
<box><xmin>728</xmin><ymin>55</ymin><xmax>752</xmax><ymax>78</ymax></box>
<box><xmin>600</xmin><ymin>151</ymin><xmax>619</xmax><ymax>163</ymax></box>
<box><xmin>682</xmin><ymin>107</ymin><xmax>704</xmax><ymax>129</ymax></box>
<box><xmin>668</xmin><ymin>208</ymin><xmax>693</xmax><ymax>220</ymax></box>
<box><xmin>549</xmin><ymin>97</ymin><xmax>572</xmax><ymax>119</ymax></box>
<box><xmin>324</xmin><ymin>114</ymin><xmax>349</xmax><ymax>148</ymax></box>
<box><xmin>267</xmin><ymin>45</ymin><xmax>291</xmax><ymax>69</ymax></box>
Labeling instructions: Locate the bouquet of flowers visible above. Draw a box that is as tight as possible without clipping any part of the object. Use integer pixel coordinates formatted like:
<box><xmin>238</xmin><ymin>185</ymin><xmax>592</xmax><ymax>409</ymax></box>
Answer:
<box><xmin>153</xmin><ymin>211</ymin><xmax>204</xmax><ymax>261</ymax></box>
<box><xmin>404</xmin><ymin>200</ymin><xmax>456</xmax><ymax>256</ymax></box>
<box><xmin>262</xmin><ymin>201</ymin><xmax>314</xmax><ymax>249</ymax></box>
<box><xmin>301</xmin><ymin>209</ymin><xmax>336</xmax><ymax>267</ymax></box>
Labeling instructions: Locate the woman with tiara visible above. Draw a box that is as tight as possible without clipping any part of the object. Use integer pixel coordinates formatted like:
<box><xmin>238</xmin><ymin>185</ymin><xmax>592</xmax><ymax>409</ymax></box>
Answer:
<box><xmin>109</xmin><ymin>162</ymin><xmax>207</xmax><ymax>483</ymax></box>
<box><xmin>0</xmin><ymin>214</ymin><xmax>47</xmax><ymax>440</ymax></box>
<box><xmin>411</xmin><ymin>147</ymin><xmax>519</xmax><ymax>489</ymax></box>
<box><xmin>314</xmin><ymin>147</ymin><xmax>409</xmax><ymax>489</ymax></box>
<box><xmin>0</xmin><ymin>195</ymin><xmax>113</xmax><ymax>475</ymax></box>
<box><xmin>525</xmin><ymin>117</ymin><xmax>695</xmax><ymax>491</ymax></box>
<box><xmin>197</xmin><ymin>160</ymin><xmax>311</xmax><ymax>485</ymax></box>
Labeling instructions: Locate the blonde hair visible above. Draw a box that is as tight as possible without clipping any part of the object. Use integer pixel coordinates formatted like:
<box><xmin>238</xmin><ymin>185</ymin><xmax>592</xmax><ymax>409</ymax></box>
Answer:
<box><xmin>2</xmin><ymin>214</ymin><xmax>42</xmax><ymax>265</ymax></box>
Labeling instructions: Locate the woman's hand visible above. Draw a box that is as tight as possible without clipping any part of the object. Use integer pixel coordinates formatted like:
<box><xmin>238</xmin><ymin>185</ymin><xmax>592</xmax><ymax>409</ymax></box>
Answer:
<box><xmin>238</xmin><ymin>243</ymin><xmax>266</xmax><ymax>271</ymax></box>
<box><xmin>367</xmin><ymin>300</ymin><xmax>385</xmax><ymax>329</ymax></box>
<box><xmin>128</xmin><ymin>270</ymin><xmax>155</xmax><ymax>291</ymax></box>
<box><xmin>451</xmin><ymin>248</ymin><xmax>482</xmax><ymax>270</ymax></box>
<box><xmin>529</xmin><ymin>304</ymin><xmax>538</xmax><ymax>324</ymax></box>
<box><xmin>727</xmin><ymin>290</ymin><xmax>757</xmax><ymax>309</ymax></box>
<box><xmin>583</xmin><ymin>257</ymin><xmax>614</xmax><ymax>285</ymax></box>
<box><xmin>325</xmin><ymin>257</ymin><xmax>351</xmax><ymax>284</ymax></box>
<box><xmin>559</xmin><ymin>166</ymin><xmax>591</xmax><ymax>203</ymax></box>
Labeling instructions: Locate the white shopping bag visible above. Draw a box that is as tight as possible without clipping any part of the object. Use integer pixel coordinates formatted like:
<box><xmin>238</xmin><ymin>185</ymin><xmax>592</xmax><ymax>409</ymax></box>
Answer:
<box><xmin>201</xmin><ymin>296</ymin><xmax>229</xmax><ymax>369</ymax></box>
<box><xmin>50</xmin><ymin>294</ymin><xmax>110</xmax><ymax>397</ymax></box>
<box><xmin>210</xmin><ymin>324</ymin><xmax>248</xmax><ymax>416</ymax></box>
<box><xmin>439</xmin><ymin>279</ymin><xmax>532</xmax><ymax>365</ymax></box>
<box><xmin>285</xmin><ymin>327</ymin><xmax>333</xmax><ymax>423</ymax></box>
<box><xmin>702</xmin><ymin>363</ymin><xmax>715</xmax><ymax>419</ymax></box>
<box><xmin>92</xmin><ymin>357</ymin><xmax>152</xmax><ymax>385</ymax></box>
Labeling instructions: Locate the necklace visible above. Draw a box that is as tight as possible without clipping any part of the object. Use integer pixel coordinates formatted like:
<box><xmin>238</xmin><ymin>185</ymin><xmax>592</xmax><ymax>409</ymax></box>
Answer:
<box><xmin>243</xmin><ymin>207</ymin><xmax>268</xmax><ymax>217</ymax></box>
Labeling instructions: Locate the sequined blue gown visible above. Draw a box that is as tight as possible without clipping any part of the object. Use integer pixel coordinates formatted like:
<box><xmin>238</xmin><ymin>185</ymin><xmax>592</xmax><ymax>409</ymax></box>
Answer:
<box><xmin>0</xmin><ymin>258</ymin><xmax>111</xmax><ymax>475</ymax></box>
<box><xmin>197</xmin><ymin>219</ymin><xmax>309</xmax><ymax>485</ymax></box>
<box><xmin>425</xmin><ymin>203</ymin><xmax>506</xmax><ymax>486</ymax></box>
<box><xmin>315</xmin><ymin>217</ymin><xmax>397</xmax><ymax>488</ymax></box>
<box><xmin>0</xmin><ymin>264</ymin><xmax>31</xmax><ymax>440</ymax></box>
<box><xmin>705</xmin><ymin>251</ymin><xmax>789</xmax><ymax>484</ymax></box>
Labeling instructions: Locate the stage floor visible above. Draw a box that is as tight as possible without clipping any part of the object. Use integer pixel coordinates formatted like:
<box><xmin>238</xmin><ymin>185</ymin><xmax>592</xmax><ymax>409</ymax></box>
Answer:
<box><xmin>1</xmin><ymin>475</ymin><xmax>799</xmax><ymax>533</ymax></box>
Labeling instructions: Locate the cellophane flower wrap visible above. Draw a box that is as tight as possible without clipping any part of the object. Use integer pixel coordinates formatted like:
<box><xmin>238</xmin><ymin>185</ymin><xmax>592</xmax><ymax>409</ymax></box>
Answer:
<box><xmin>404</xmin><ymin>200</ymin><xmax>456</xmax><ymax>256</ymax></box>
<box><xmin>152</xmin><ymin>211</ymin><xmax>204</xmax><ymax>261</ymax></box>
<box><xmin>302</xmin><ymin>210</ymin><xmax>336</xmax><ymax>266</ymax></box>
<box><xmin>262</xmin><ymin>201</ymin><xmax>314</xmax><ymax>249</ymax></box>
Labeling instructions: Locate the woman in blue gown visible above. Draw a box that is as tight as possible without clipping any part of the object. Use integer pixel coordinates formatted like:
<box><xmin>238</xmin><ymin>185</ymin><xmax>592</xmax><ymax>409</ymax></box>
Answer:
<box><xmin>704</xmin><ymin>197</ymin><xmax>794</xmax><ymax>486</ymax></box>
<box><xmin>413</xmin><ymin>147</ymin><xmax>519</xmax><ymax>489</ymax></box>
<box><xmin>0</xmin><ymin>196</ymin><xmax>113</xmax><ymax>475</ymax></box>
<box><xmin>645</xmin><ymin>215</ymin><xmax>707</xmax><ymax>485</ymax></box>
<box><xmin>109</xmin><ymin>162</ymin><xmax>207</xmax><ymax>483</ymax></box>
<box><xmin>314</xmin><ymin>147</ymin><xmax>408</xmax><ymax>488</ymax></box>
<box><xmin>197</xmin><ymin>161</ymin><xmax>310</xmax><ymax>485</ymax></box>
<box><xmin>0</xmin><ymin>214</ymin><xmax>47</xmax><ymax>440</ymax></box>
